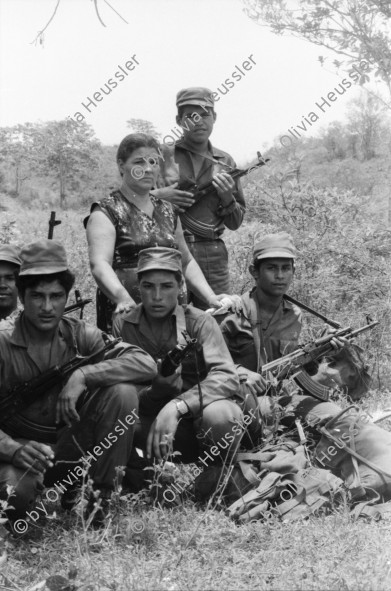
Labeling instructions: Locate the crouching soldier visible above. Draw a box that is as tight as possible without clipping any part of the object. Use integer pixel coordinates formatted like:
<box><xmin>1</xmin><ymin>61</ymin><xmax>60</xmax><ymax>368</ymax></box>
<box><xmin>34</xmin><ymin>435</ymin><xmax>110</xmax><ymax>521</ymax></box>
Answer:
<box><xmin>221</xmin><ymin>232</ymin><xmax>391</xmax><ymax>503</ymax></box>
<box><xmin>112</xmin><ymin>247</ymin><xmax>260</xmax><ymax>480</ymax></box>
<box><xmin>0</xmin><ymin>239</ymin><xmax>157</xmax><ymax>529</ymax></box>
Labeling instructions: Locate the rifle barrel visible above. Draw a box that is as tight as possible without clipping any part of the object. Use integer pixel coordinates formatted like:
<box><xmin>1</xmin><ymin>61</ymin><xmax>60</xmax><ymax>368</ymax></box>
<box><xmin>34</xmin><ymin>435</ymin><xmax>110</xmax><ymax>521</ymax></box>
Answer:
<box><xmin>64</xmin><ymin>298</ymin><xmax>92</xmax><ymax>314</ymax></box>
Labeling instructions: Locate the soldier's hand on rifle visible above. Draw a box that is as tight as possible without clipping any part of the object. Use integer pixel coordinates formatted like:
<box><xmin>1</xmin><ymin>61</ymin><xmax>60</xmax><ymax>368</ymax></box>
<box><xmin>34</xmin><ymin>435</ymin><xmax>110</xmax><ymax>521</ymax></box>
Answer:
<box><xmin>12</xmin><ymin>441</ymin><xmax>54</xmax><ymax>475</ymax></box>
<box><xmin>150</xmin><ymin>360</ymin><xmax>183</xmax><ymax>398</ymax></box>
<box><xmin>155</xmin><ymin>183</ymin><xmax>195</xmax><ymax>213</ymax></box>
<box><xmin>212</xmin><ymin>172</ymin><xmax>235</xmax><ymax>205</ymax></box>
<box><xmin>146</xmin><ymin>400</ymin><xmax>180</xmax><ymax>460</ymax></box>
<box><xmin>243</xmin><ymin>370</ymin><xmax>269</xmax><ymax>396</ymax></box>
<box><xmin>323</xmin><ymin>327</ymin><xmax>349</xmax><ymax>351</ymax></box>
<box><xmin>56</xmin><ymin>369</ymin><xmax>87</xmax><ymax>427</ymax></box>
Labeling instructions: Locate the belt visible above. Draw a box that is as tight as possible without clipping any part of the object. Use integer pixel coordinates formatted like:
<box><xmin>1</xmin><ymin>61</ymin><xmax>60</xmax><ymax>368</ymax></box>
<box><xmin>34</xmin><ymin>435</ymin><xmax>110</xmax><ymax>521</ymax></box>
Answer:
<box><xmin>184</xmin><ymin>234</ymin><xmax>223</xmax><ymax>243</ymax></box>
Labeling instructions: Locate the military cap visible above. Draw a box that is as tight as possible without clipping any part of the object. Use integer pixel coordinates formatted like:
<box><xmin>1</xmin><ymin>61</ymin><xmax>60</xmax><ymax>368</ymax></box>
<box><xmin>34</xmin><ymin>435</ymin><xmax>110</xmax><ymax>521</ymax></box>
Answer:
<box><xmin>0</xmin><ymin>244</ymin><xmax>21</xmax><ymax>267</ymax></box>
<box><xmin>19</xmin><ymin>239</ymin><xmax>68</xmax><ymax>276</ymax></box>
<box><xmin>253</xmin><ymin>232</ymin><xmax>297</xmax><ymax>262</ymax></box>
<box><xmin>176</xmin><ymin>87</ymin><xmax>215</xmax><ymax>109</ymax></box>
<box><xmin>137</xmin><ymin>247</ymin><xmax>183</xmax><ymax>275</ymax></box>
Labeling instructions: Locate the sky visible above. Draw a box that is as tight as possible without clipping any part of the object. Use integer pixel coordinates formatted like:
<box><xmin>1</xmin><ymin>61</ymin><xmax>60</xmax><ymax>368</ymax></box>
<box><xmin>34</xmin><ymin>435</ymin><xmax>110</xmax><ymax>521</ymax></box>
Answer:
<box><xmin>0</xmin><ymin>0</ymin><xmax>377</xmax><ymax>165</ymax></box>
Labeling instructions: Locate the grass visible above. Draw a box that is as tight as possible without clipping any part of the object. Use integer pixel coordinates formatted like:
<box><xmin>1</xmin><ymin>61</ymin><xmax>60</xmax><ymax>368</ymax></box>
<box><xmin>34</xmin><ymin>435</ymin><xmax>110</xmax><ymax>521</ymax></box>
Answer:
<box><xmin>1</xmin><ymin>194</ymin><xmax>391</xmax><ymax>590</ymax></box>
<box><xmin>2</xmin><ymin>500</ymin><xmax>391</xmax><ymax>590</ymax></box>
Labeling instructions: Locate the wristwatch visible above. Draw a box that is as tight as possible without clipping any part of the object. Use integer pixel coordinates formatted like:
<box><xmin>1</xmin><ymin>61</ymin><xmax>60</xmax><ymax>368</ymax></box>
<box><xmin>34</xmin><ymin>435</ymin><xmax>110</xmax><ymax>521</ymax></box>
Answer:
<box><xmin>174</xmin><ymin>399</ymin><xmax>189</xmax><ymax>417</ymax></box>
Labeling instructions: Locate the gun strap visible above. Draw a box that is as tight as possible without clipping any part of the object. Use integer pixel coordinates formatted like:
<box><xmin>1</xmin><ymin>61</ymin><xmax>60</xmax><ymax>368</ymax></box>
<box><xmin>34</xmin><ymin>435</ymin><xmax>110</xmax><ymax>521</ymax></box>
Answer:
<box><xmin>175</xmin><ymin>142</ymin><xmax>234</xmax><ymax>170</ymax></box>
<box><xmin>283</xmin><ymin>295</ymin><xmax>341</xmax><ymax>329</ymax></box>
<box><xmin>241</xmin><ymin>290</ymin><xmax>268</xmax><ymax>373</ymax></box>
<box><xmin>175</xmin><ymin>306</ymin><xmax>188</xmax><ymax>347</ymax></box>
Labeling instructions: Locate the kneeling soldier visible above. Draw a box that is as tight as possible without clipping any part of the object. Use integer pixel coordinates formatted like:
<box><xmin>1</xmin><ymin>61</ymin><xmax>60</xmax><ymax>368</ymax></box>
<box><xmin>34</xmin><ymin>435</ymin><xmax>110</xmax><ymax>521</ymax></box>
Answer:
<box><xmin>113</xmin><ymin>247</ymin><xmax>258</xmax><ymax>474</ymax></box>
<box><xmin>0</xmin><ymin>239</ymin><xmax>156</xmax><ymax>528</ymax></box>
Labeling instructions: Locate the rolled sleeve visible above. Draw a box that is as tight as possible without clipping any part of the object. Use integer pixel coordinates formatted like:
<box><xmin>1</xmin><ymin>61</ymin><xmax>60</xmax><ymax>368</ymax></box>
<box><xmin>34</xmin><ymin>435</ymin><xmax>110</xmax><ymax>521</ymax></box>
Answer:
<box><xmin>0</xmin><ymin>431</ymin><xmax>24</xmax><ymax>463</ymax></box>
<box><xmin>177</xmin><ymin>313</ymin><xmax>239</xmax><ymax>416</ymax></box>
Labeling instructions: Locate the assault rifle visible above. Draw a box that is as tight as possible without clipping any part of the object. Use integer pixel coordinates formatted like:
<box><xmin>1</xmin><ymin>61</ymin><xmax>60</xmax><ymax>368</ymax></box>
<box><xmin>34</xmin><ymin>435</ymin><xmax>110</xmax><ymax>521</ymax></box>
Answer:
<box><xmin>160</xmin><ymin>333</ymin><xmax>197</xmax><ymax>377</ymax></box>
<box><xmin>178</xmin><ymin>152</ymin><xmax>269</xmax><ymax>201</ymax></box>
<box><xmin>261</xmin><ymin>321</ymin><xmax>378</xmax><ymax>401</ymax></box>
<box><xmin>46</xmin><ymin>213</ymin><xmax>92</xmax><ymax>319</ymax></box>
<box><xmin>48</xmin><ymin>211</ymin><xmax>61</xmax><ymax>239</ymax></box>
<box><xmin>0</xmin><ymin>335</ymin><xmax>122</xmax><ymax>423</ymax></box>
<box><xmin>64</xmin><ymin>289</ymin><xmax>92</xmax><ymax>319</ymax></box>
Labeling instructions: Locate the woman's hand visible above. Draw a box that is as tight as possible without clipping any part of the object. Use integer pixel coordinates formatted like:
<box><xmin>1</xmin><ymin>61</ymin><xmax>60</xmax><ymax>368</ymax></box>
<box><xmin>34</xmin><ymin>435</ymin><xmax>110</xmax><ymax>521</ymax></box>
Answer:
<box><xmin>113</xmin><ymin>298</ymin><xmax>137</xmax><ymax>315</ymax></box>
<box><xmin>205</xmin><ymin>294</ymin><xmax>243</xmax><ymax>314</ymax></box>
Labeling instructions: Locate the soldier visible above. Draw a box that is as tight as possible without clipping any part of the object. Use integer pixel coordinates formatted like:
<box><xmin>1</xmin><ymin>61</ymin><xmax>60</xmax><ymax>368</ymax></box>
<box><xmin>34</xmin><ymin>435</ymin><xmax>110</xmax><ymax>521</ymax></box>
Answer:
<box><xmin>153</xmin><ymin>87</ymin><xmax>245</xmax><ymax>309</ymax></box>
<box><xmin>0</xmin><ymin>244</ymin><xmax>21</xmax><ymax>325</ymax></box>
<box><xmin>220</xmin><ymin>232</ymin><xmax>347</xmax><ymax>414</ymax></box>
<box><xmin>112</xmin><ymin>247</ymin><xmax>260</xmax><ymax>472</ymax></box>
<box><xmin>0</xmin><ymin>239</ymin><xmax>156</xmax><ymax>528</ymax></box>
<box><xmin>219</xmin><ymin>234</ymin><xmax>391</xmax><ymax>503</ymax></box>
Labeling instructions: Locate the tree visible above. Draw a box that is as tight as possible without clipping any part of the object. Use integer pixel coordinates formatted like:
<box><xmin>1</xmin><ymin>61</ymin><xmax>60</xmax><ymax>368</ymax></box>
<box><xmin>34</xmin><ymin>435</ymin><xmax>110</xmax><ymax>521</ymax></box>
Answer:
<box><xmin>126</xmin><ymin>118</ymin><xmax>161</xmax><ymax>139</ymax></box>
<box><xmin>0</xmin><ymin>124</ymin><xmax>38</xmax><ymax>195</ymax></box>
<box><xmin>346</xmin><ymin>92</ymin><xmax>388</xmax><ymax>159</ymax></box>
<box><xmin>32</xmin><ymin>120</ymin><xmax>102</xmax><ymax>208</ymax></box>
<box><xmin>242</xmin><ymin>0</ymin><xmax>391</xmax><ymax>102</ymax></box>
<box><xmin>319</xmin><ymin>121</ymin><xmax>348</xmax><ymax>160</ymax></box>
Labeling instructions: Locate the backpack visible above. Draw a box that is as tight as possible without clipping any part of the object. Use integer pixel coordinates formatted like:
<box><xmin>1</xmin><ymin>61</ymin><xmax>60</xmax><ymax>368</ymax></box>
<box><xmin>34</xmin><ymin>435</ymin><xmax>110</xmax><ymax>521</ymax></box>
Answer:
<box><xmin>193</xmin><ymin>440</ymin><xmax>344</xmax><ymax>523</ymax></box>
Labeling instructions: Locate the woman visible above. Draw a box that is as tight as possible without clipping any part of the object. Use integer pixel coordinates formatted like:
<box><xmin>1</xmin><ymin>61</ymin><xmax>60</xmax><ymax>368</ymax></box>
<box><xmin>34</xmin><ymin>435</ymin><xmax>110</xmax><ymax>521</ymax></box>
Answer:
<box><xmin>86</xmin><ymin>133</ymin><xmax>227</xmax><ymax>331</ymax></box>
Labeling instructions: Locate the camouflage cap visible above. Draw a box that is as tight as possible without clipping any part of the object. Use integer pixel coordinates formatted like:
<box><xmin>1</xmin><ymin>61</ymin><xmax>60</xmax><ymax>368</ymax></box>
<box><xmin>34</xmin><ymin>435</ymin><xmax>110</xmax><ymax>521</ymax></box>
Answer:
<box><xmin>176</xmin><ymin>87</ymin><xmax>214</xmax><ymax>109</ymax></box>
<box><xmin>253</xmin><ymin>232</ymin><xmax>297</xmax><ymax>262</ymax></box>
<box><xmin>137</xmin><ymin>247</ymin><xmax>182</xmax><ymax>275</ymax></box>
<box><xmin>0</xmin><ymin>244</ymin><xmax>21</xmax><ymax>267</ymax></box>
<box><xmin>19</xmin><ymin>239</ymin><xmax>68</xmax><ymax>276</ymax></box>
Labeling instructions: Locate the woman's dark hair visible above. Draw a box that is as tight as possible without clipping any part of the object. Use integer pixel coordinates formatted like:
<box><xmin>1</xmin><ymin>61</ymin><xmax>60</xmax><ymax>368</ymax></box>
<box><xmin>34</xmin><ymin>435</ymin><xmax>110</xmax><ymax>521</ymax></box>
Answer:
<box><xmin>116</xmin><ymin>133</ymin><xmax>160</xmax><ymax>166</ymax></box>
<box><xmin>16</xmin><ymin>270</ymin><xmax>75</xmax><ymax>298</ymax></box>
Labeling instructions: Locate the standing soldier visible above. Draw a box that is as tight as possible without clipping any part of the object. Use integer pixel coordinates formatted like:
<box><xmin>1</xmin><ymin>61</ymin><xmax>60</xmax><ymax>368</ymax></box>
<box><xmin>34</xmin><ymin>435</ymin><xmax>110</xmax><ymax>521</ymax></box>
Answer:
<box><xmin>153</xmin><ymin>88</ymin><xmax>245</xmax><ymax>309</ymax></box>
<box><xmin>0</xmin><ymin>244</ymin><xmax>21</xmax><ymax>326</ymax></box>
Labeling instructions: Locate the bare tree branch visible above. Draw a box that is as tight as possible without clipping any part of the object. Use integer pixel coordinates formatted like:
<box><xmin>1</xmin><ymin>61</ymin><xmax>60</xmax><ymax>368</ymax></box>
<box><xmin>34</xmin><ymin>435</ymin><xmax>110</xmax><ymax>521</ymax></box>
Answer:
<box><xmin>93</xmin><ymin>0</ymin><xmax>106</xmax><ymax>27</ymax></box>
<box><xmin>30</xmin><ymin>0</ymin><xmax>61</xmax><ymax>46</ymax></box>
<box><xmin>103</xmin><ymin>0</ymin><xmax>129</xmax><ymax>24</ymax></box>
<box><xmin>30</xmin><ymin>0</ymin><xmax>128</xmax><ymax>45</ymax></box>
